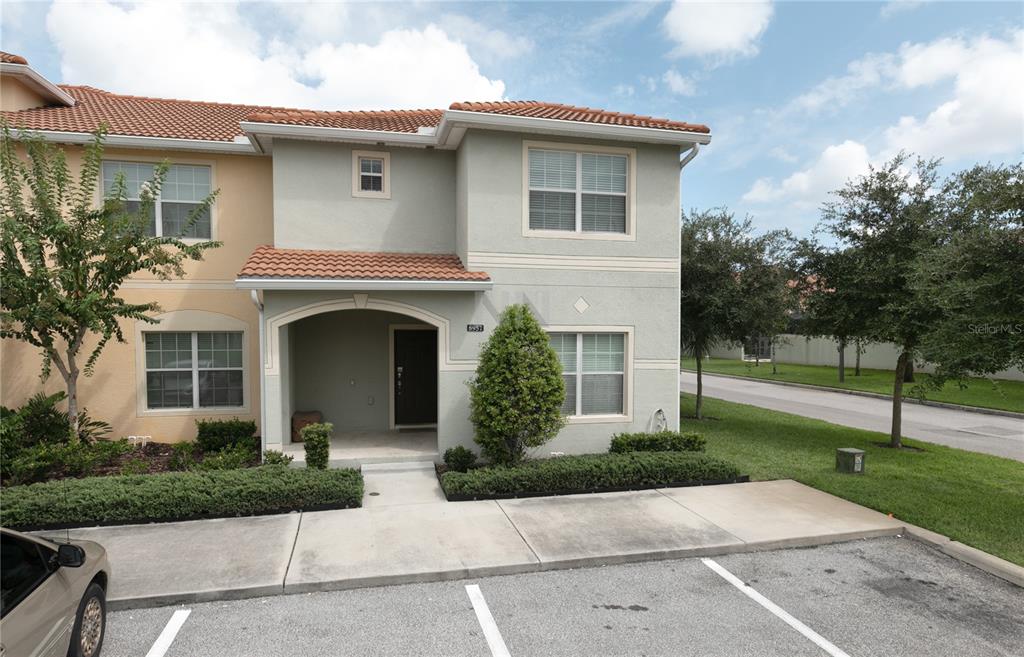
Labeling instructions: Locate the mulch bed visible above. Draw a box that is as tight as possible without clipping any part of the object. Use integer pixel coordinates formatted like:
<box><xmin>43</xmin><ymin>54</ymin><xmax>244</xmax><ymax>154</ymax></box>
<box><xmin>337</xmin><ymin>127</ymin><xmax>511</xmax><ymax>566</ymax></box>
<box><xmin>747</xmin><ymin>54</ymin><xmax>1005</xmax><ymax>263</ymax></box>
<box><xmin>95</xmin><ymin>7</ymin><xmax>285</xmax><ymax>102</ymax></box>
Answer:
<box><xmin>92</xmin><ymin>442</ymin><xmax>178</xmax><ymax>476</ymax></box>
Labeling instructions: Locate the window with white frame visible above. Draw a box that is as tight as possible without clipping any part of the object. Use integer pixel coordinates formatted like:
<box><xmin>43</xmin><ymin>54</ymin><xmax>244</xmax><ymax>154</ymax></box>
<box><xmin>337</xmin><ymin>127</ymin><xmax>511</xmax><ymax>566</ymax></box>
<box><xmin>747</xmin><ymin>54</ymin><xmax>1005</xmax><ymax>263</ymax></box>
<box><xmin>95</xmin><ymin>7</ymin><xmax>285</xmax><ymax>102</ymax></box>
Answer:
<box><xmin>550</xmin><ymin>332</ymin><xmax>626</xmax><ymax>416</ymax></box>
<box><xmin>102</xmin><ymin>161</ymin><xmax>212</xmax><ymax>239</ymax></box>
<box><xmin>352</xmin><ymin>150</ymin><xmax>391</xmax><ymax>198</ymax></box>
<box><xmin>528</xmin><ymin>148</ymin><xmax>628</xmax><ymax>233</ymax></box>
<box><xmin>145</xmin><ymin>332</ymin><xmax>243</xmax><ymax>409</ymax></box>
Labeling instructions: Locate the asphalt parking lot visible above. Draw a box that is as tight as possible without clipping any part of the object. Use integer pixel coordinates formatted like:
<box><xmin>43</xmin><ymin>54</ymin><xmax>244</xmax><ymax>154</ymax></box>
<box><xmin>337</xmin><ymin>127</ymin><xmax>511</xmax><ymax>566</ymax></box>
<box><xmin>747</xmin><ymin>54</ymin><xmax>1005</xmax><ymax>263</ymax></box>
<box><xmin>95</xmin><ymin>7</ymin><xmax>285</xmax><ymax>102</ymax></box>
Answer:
<box><xmin>104</xmin><ymin>536</ymin><xmax>1022</xmax><ymax>657</ymax></box>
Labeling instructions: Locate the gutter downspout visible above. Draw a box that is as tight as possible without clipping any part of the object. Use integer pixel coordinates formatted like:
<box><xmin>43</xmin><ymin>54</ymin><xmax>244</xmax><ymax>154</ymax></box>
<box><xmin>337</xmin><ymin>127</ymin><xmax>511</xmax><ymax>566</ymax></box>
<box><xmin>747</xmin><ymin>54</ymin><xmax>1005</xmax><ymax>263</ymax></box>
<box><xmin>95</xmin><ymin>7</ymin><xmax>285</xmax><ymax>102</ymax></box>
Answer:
<box><xmin>676</xmin><ymin>142</ymin><xmax>700</xmax><ymax>430</ymax></box>
<box><xmin>679</xmin><ymin>142</ymin><xmax>700</xmax><ymax>170</ymax></box>
<box><xmin>251</xmin><ymin>289</ymin><xmax>266</xmax><ymax>460</ymax></box>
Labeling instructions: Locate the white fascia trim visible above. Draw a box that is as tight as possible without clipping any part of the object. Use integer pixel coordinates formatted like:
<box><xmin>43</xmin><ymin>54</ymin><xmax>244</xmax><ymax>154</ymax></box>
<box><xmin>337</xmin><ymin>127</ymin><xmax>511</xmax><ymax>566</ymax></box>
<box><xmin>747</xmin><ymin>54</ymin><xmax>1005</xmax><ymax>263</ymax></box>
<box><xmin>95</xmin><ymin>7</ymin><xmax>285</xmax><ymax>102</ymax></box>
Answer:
<box><xmin>0</xmin><ymin>63</ymin><xmax>76</xmax><ymax>106</ymax></box>
<box><xmin>235</xmin><ymin>277</ymin><xmax>492</xmax><ymax>291</ymax></box>
<box><xmin>239</xmin><ymin>121</ymin><xmax>437</xmax><ymax>148</ymax></box>
<box><xmin>15</xmin><ymin>129</ymin><xmax>257</xmax><ymax>154</ymax></box>
<box><xmin>438</xmin><ymin>110</ymin><xmax>712</xmax><ymax>147</ymax></box>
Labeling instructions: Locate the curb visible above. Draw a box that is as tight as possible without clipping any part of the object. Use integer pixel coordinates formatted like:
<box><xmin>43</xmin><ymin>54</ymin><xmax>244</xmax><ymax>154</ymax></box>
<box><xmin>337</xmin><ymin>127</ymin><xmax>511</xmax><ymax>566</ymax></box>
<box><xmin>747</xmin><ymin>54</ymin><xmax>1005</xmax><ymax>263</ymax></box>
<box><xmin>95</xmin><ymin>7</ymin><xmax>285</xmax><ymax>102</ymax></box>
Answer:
<box><xmin>107</xmin><ymin>527</ymin><xmax>904</xmax><ymax>611</ymax></box>
<box><xmin>901</xmin><ymin>523</ymin><xmax>1024</xmax><ymax>588</ymax></box>
<box><xmin>680</xmin><ymin>369</ymin><xmax>1024</xmax><ymax>419</ymax></box>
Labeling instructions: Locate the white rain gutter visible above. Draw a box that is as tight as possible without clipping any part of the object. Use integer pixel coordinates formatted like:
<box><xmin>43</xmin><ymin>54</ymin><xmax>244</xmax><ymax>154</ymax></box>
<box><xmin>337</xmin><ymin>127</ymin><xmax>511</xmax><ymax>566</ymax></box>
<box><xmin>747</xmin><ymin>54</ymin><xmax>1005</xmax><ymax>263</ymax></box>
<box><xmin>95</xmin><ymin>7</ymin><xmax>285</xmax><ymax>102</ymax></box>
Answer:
<box><xmin>235</xmin><ymin>277</ymin><xmax>492</xmax><ymax>291</ymax></box>
<box><xmin>14</xmin><ymin>129</ymin><xmax>258</xmax><ymax>154</ymax></box>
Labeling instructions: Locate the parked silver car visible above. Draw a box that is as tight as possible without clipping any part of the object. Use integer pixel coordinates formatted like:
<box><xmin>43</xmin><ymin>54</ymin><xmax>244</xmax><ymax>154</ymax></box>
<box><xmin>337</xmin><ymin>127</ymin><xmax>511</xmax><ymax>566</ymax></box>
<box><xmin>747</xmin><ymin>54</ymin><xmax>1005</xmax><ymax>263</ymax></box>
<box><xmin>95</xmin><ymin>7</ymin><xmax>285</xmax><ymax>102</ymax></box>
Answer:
<box><xmin>1</xmin><ymin>528</ymin><xmax>110</xmax><ymax>657</ymax></box>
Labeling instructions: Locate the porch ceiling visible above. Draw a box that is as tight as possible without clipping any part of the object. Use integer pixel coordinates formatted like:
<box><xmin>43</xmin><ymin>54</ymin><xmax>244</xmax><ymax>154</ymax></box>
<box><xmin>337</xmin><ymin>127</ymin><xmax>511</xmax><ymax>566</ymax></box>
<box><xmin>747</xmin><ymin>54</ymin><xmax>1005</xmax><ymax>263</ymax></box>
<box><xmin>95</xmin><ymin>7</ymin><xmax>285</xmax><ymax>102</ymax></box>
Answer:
<box><xmin>235</xmin><ymin>245</ymin><xmax>491</xmax><ymax>291</ymax></box>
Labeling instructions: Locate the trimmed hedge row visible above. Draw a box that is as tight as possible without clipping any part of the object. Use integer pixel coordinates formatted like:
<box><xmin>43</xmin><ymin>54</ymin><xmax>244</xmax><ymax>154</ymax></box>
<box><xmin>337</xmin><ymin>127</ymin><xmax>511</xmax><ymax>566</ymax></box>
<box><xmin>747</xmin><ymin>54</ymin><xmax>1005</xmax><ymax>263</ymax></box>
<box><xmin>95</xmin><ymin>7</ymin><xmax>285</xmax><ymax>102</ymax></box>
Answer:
<box><xmin>440</xmin><ymin>452</ymin><xmax>740</xmax><ymax>498</ymax></box>
<box><xmin>0</xmin><ymin>465</ymin><xmax>363</xmax><ymax>530</ymax></box>
<box><xmin>609</xmin><ymin>431</ymin><xmax>706</xmax><ymax>454</ymax></box>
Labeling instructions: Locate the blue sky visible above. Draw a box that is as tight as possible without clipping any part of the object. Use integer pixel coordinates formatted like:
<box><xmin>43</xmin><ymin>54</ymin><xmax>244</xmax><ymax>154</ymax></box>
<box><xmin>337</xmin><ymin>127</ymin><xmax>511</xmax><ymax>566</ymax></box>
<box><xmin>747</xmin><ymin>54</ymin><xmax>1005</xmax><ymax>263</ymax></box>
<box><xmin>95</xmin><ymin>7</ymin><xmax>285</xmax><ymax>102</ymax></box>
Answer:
<box><xmin>2</xmin><ymin>1</ymin><xmax>1021</xmax><ymax>236</ymax></box>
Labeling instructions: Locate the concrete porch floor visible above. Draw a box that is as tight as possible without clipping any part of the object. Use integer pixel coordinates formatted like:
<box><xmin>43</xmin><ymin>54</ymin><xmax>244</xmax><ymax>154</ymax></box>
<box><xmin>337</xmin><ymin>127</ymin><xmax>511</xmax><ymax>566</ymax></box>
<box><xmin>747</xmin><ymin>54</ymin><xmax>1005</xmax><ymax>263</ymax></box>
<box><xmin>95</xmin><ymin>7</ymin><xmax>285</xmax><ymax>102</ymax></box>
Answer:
<box><xmin>281</xmin><ymin>429</ymin><xmax>439</xmax><ymax>467</ymax></box>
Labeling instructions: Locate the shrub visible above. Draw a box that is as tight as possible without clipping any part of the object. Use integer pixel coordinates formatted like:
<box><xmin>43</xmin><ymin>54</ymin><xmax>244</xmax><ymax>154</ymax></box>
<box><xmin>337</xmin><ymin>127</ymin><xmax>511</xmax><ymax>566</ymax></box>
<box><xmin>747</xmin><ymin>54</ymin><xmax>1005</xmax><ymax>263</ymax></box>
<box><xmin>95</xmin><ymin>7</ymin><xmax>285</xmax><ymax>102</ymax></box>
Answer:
<box><xmin>609</xmin><ymin>431</ymin><xmax>706</xmax><ymax>454</ymax></box>
<box><xmin>263</xmin><ymin>450</ymin><xmax>294</xmax><ymax>466</ymax></box>
<box><xmin>301</xmin><ymin>423</ymin><xmax>332</xmax><ymax>470</ymax></box>
<box><xmin>468</xmin><ymin>304</ymin><xmax>565</xmax><ymax>465</ymax></box>
<box><xmin>193</xmin><ymin>443</ymin><xmax>257</xmax><ymax>471</ymax></box>
<box><xmin>4</xmin><ymin>439</ymin><xmax>132</xmax><ymax>485</ymax></box>
<box><xmin>168</xmin><ymin>442</ymin><xmax>197</xmax><ymax>471</ymax></box>
<box><xmin>443</xmin><ymin>446</ymin><xmax>477</xmax><ymax>473</ymax></box>
<box><xmin>120</xmin><ymin>458</ymin><xmax>149</xmax><ymax>476</ymax></box>
<box><xmin>0</xmin><ymin>466</ymin><xmax>364</xmax><ymax>529</ymax></box>
<box><xmin>195</xmin><ymin>418</ymin><xmax>257</xmax><ymax>453</ymax></box>
<box><xmin>17</xmin><ymin>391</ymin><xmax>72</xmax><ymax>446</ymax></box>
<box><xmin>440</xmin><ymin>452</ymin><xmax>740</xmax><ymax>498</ymax></box>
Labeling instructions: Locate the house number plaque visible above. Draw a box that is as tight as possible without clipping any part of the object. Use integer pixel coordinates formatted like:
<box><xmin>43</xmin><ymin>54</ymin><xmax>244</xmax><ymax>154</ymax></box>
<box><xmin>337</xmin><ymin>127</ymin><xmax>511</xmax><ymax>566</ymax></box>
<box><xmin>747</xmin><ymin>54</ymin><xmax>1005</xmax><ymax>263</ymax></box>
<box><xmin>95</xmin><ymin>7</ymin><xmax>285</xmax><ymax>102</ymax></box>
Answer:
<box><xmin>466</xmin><ymin>324</ymin><xmax>485</xmax><ymax>332</ymax></box>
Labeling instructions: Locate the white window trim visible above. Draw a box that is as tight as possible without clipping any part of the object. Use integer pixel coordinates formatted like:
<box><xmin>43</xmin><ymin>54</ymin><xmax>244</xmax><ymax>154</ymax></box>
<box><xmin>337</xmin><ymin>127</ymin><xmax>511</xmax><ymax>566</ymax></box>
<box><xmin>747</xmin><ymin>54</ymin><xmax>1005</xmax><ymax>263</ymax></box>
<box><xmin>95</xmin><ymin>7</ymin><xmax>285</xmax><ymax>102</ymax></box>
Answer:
<box><xmin>522</xmin><ymin>140</ymin><xmax>637</xmax><ymax>242</ymax></box>
<box><xmin>99</xmin><ymin>156</ymin><xmax>217</xmax><ymax>244</ymax></box>
<box><xmin>546</xmin><ymin>325</ymin><xmax>634</xmax><ymax>424</ymax></box>
<box><xmin>134</xmin><ymin>310</ymin><xmax>251</xmax><ymax>417</ymax></box>
<box><xmin>351</xmin><ymin>149</ymin><xmax>391</xmax><ymax>199</ymax></box>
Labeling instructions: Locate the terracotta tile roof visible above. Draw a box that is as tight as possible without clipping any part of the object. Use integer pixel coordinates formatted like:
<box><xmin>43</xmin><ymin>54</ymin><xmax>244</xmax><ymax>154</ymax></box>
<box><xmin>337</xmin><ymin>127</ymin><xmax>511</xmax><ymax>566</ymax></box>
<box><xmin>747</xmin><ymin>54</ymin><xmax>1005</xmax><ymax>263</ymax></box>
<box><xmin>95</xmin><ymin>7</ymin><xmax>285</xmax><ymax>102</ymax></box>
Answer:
<box><xmin>0</xmin><ymin>52</ymin><xmax>28</xmax><ymax>65</ymax></box>
<box><xmin>244</xmin><ymin>108</ymin><xmax>444</xmax><ymax>133</ymax></box>
<box><xmin>238</xmin><ymin>245</ymin><xmax>490</xmax><ymax>282</ymax></box>
<box><xmin>0</xmin><ymin>86</ymin><xmax>286</xmax><ymax>142</ymax></box>
<box><xmin>449</xmin><ymin>101</ymin><xmax>711</xmax><ymax>134</ymax></box>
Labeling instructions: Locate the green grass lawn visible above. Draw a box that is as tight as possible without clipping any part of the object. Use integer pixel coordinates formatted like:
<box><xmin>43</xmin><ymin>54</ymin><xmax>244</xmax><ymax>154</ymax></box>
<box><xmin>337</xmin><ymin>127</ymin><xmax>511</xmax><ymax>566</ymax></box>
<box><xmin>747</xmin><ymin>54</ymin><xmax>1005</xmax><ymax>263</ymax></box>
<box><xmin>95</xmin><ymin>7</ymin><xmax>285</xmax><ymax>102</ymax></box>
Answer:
<box><xmin>680</xmin><ymin>357</ymin><xmax>1024</xmax><ymax>414</ymax></box>
<box><xmin>681</xmin><ymin>395</ymin><xmax>1024</xmax><ymax>566</ymax></box>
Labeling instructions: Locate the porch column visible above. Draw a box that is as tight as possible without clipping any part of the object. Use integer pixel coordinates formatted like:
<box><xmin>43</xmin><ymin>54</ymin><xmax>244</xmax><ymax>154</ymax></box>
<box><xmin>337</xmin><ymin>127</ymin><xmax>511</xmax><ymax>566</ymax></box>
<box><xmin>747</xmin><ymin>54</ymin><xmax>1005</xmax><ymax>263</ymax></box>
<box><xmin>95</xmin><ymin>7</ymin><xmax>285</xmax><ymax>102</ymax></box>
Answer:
<box><xmin>263</xmin><ymin>322</ymin><xmax>293</xmax><ymax>450</ymax></box>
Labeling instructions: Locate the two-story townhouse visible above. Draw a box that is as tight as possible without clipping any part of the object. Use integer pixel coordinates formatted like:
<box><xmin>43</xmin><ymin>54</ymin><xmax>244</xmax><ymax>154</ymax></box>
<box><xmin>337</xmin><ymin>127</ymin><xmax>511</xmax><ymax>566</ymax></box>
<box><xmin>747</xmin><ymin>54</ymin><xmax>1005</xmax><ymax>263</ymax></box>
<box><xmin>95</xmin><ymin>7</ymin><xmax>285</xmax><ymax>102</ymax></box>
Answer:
<box><xmin>0</xmin><ymin>52</ymin><xmax>711</xmax><ymax>463</ymax></box>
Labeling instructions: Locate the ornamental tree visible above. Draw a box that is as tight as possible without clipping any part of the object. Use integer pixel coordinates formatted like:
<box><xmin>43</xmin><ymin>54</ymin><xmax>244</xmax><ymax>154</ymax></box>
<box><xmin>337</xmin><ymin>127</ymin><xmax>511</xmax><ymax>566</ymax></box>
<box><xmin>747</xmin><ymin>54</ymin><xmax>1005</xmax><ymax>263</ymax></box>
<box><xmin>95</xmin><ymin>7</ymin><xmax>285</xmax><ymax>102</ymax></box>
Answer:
<box><xmin>680</xmin><ymin>208</ymin><xmax>793</xmax><ymax>419</ymax></box>
<box><xmin>468</xmin><ymin>304</ymin><xmax>565</xmax><ymax>465</ymax></box>
<box><xmin>0</xmin><ymin>128</ymin><xmax>219</xmax><ymax>438</ymax></box>
<box><xmin>816</xmin><ymin>153</ymin><xmax>941</xmax><ymax>448</ymax></box>
<box><xmin>914</xmin><ymin>163</ymin><xmax>1024</xmax><ymax>382</ymax></box>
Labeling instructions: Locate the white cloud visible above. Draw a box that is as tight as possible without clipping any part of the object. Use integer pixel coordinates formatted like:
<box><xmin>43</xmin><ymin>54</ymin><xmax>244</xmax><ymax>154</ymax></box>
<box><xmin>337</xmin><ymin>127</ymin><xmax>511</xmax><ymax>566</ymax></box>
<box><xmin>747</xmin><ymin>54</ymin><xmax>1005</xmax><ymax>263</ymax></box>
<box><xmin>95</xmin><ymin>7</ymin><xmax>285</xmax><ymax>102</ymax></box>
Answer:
<box><xmin>45</xmin><ymin>1</ymin><xmax>505</xmax><ymax>110</ymax></box>
<box><xmin>662</xmin><ymin>0</ymin><xmax>773</xmax><ymax>59</ymax></box>
<box><xmin>787</xmin><ymin>53</ymin><xmax>894</xmax><ymax>114</ymax></box>
<box><xmin>742</xmin><ymin>140</ymin><xmax>870</xmax><ymax>205</ymax></box>
<box><xmin>880</xmin><ymin>1</ymin><xmax>926</xmax><ymax>19</ymax></box>
<box><xmin>583</xmin><ymin>2</ymin><xmax>656</xmax><ymax>38</ymax></box>
<box><xmin>438</xmin><ymin>14</ymin><xmax>533</xmax><ymax>63</ymax></box>
<box><xmin>613</xmin><ymin>83</ymin><xmax>635</xmax><ymax>97</ymax></box>
<box><xmin>662</xmin><ymin>69</ymin><xmax>697</xmax><ymax>96</ymax></box>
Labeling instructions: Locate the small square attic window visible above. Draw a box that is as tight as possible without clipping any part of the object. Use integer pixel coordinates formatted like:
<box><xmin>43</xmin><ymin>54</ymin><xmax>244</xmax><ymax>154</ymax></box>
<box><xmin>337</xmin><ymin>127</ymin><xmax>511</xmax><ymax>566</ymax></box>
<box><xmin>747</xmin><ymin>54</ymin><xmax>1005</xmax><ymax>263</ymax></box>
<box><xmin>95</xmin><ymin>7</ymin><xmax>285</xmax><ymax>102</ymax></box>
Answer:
<box><xmin>352</xmin><ymin>150</ymin><xmax>391</xmax><ymax>198</ymax></box>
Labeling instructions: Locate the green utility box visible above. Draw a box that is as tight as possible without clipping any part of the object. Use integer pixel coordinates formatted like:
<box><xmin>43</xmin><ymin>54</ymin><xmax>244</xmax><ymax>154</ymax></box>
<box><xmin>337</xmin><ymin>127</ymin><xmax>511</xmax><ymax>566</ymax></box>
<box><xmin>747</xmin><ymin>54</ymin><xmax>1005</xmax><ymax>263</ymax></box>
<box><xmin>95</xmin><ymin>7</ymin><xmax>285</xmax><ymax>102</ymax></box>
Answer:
<box><xmin>836</xmin><ymin>448</ymin><xmax>866</xmax><ymax>474</ymax></box>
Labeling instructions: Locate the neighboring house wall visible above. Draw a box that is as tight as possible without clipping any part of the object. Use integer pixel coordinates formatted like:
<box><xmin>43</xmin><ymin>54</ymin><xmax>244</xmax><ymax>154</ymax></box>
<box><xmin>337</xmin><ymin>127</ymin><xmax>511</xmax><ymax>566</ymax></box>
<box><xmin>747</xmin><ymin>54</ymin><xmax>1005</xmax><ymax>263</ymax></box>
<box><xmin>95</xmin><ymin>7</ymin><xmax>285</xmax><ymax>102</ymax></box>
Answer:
<box><xmin>0</xmin><ymin>76</ymin><xmax>45</xmax><ymax>111</ymax></box>
<box><xmin>0</xmin><ymin>145</ymin><xmax>273</xmax><ymax>441</ymax></box>
<box><xmin>769</xmin><ymin>334</ymin><xmax>1024</xmax><ymax>382</ymax></box>
<box><xmin>271</xmin><ymin>139</ymin><xmax>456</xmax><ymax>254</ymax></box>
<box><xmin>705</xmin><ymin>344</ymin><xmax>744</xmax><ymax>360</ymax></box>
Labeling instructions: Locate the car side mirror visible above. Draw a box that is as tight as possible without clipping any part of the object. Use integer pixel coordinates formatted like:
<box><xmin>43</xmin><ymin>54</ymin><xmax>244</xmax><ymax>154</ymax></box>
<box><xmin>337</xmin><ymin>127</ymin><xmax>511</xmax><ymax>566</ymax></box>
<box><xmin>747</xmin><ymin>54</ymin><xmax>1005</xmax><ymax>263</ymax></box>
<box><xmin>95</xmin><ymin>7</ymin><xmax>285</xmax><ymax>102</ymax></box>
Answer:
<box><xmin>56</xmin><ymin>544</ymin><xmax>85</xmax><ymax>568</ymax></box>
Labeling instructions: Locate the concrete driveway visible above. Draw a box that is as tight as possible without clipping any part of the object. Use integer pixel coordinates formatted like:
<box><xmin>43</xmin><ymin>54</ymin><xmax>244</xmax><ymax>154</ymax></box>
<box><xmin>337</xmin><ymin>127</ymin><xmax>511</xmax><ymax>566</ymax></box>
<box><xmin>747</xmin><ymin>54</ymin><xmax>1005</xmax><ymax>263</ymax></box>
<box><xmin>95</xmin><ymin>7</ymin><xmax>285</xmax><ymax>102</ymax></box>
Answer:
<box><xmin>100</xmin><ymin>537</ymin><xmax>1023</xmax><ymax>657</ymax></box>
<box><xmin>681</xmin><ymin>371</ymin><xmax>1024</xmax><ymax>461</ymax></box>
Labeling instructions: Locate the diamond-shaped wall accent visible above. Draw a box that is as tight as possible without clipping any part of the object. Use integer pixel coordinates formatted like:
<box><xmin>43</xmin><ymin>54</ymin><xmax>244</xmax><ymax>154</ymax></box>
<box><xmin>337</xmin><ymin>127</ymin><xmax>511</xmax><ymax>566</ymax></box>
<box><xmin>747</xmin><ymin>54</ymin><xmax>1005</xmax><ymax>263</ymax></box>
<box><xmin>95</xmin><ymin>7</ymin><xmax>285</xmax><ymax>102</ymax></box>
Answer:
<box><xmin>574</xmin><ymin>297</ymin><xmax>591</xmax><ymax>314</ymax></box>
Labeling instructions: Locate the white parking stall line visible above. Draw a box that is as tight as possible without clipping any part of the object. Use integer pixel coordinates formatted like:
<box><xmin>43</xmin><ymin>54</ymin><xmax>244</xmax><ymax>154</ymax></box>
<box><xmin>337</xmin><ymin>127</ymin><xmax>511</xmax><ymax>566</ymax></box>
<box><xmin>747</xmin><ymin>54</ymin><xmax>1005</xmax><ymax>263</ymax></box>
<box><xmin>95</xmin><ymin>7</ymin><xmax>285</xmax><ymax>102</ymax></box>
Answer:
<box><xmin>702</xmin><ymin>558</ymin><xmax>851</xmax><ymax>657</ymax></box>
<box><xmin>465</xmin><ymin>584</ymin><xmax>512</xmax><ymax>657</ymax></box>
<box><xmin>144</xmin><ymin>609</ymin><xmax>191</xmax><ymax>657</ymax></box>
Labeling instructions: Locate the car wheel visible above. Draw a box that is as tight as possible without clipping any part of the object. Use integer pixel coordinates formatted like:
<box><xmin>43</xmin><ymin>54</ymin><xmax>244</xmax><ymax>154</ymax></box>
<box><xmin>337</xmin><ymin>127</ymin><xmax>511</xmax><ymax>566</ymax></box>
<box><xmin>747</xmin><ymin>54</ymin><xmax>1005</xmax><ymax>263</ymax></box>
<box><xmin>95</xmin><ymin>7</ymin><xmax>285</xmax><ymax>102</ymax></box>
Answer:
<box><xmin>68</xmin><ymin>582</ymin><xmax>106</xmax><ymax>657</ymax></box>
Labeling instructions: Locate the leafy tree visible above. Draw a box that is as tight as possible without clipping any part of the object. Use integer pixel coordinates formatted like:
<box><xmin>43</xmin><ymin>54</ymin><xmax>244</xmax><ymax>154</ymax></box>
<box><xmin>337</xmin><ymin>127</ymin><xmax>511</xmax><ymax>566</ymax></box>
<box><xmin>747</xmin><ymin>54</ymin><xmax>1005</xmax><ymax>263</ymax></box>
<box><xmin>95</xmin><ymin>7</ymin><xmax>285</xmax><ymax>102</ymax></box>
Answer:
<box><xmin>914</xmin><ymin>163</ymin><xmax>1024</xmax><ymax>382</ymax></box>
<box><xmin>680</xmin><ymin>208</ymin><xmax>793</xmax><ymax>419</ymax></box>
<box><xmin>817</xmin><ymin>154</ymin><xmax>941</xmax><ymax>448</ymax></box>
<box><xmin>468</xmin><ymin>304</ymin><xmax>565</xmax><ymax>465</ymax></box>
<box><xmin>1</xmin><ymin>128</ymin><xmax>219</xmax><ymax>438</ymax></box>
<box><xmin>794</xmin><ymin>244</ymin><xmax>872</xmax><ymax>382</ymax></box>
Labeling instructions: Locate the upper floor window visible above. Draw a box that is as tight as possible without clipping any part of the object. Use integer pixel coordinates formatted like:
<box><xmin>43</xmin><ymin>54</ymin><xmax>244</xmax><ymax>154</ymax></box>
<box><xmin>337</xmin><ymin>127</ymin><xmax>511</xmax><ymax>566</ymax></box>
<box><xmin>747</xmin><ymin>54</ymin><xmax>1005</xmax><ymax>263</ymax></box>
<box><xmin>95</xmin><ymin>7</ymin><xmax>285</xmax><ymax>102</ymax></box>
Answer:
<box><xmin>102</xmin><ymin>161</ymin><xmax>212</xmax><ymax>239</ymax></box>
<box><xmin>352</xmin><ymin>150</ymin><xmax>391</xmax><ymax>199</ymax></box>
<box><xmin>526</xmin><ymin>143</ymin><xmax>632</xmax><ymax>237</ymax></box>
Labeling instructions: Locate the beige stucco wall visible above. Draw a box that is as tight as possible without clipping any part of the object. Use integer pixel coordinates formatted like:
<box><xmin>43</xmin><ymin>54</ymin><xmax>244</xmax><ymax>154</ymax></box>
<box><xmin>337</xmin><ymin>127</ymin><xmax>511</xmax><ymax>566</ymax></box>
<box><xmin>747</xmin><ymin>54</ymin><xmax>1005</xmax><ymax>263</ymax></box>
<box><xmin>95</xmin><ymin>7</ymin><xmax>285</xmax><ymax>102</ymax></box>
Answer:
<box><xmin>0</xmin><ymin>144</ymin><xmax>273</xmax><ymax>441</ymax></box>
<box><xmin>1</xmin><ymin>76</ymin><xmax>47</xmax><ymax>112</ymax></box>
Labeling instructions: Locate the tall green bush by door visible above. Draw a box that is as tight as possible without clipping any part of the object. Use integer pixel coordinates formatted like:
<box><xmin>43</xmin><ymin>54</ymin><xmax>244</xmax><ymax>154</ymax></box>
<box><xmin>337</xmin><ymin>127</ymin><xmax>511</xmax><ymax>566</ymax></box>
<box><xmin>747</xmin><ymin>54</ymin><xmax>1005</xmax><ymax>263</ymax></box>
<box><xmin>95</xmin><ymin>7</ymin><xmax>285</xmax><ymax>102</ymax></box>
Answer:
<box><xmin>302</xmin><ymin>423</ymin><xmax>332</xmax><ymax>469</ymax></box>
<box><xmin>468</xmin><ymin>304</ymin><xmax>565</xmax><ymax>465</ymax></box>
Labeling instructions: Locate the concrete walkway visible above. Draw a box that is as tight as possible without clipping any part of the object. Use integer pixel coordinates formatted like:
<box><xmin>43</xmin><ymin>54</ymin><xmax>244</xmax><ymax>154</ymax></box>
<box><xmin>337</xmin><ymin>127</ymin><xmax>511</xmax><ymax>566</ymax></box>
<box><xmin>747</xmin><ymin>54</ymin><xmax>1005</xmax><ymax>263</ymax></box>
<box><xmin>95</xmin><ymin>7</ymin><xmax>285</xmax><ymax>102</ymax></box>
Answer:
<box><xmin>42</xmin><ymin>480</ymin><xmax>913</xmax><ymax>609</ymax></box>
<box><xmin>681</xmin><ymin>371</ymin><xmax>1024</xmax><ymax>461</ymax></box>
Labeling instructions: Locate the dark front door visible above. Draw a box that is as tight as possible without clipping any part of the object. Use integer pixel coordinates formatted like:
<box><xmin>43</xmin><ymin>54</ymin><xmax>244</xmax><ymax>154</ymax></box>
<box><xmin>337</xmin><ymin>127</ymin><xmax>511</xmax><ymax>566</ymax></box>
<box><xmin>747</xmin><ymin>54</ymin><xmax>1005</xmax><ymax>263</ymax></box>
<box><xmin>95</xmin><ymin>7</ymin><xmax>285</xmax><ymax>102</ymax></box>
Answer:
<box><xmin>393</xmin><ymin>329</ymin><xmax>438</xmax><ymax>425</ymax></box>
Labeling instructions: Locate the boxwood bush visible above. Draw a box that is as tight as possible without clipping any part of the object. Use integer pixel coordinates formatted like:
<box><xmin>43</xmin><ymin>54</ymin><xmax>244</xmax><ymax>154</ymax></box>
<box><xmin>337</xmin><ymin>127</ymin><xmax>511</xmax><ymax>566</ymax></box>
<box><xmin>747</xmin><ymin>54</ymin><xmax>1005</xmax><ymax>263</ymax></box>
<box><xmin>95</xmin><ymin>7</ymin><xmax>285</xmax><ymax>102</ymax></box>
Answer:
<box><xmin>195</xmin><ymin>418</ymin><xmax>257</xmax><ymax>453</ymax></box>
<box><xmin>440</xmin><ymin>452</ymin><xmax>740</xmax><ymax>498</ymax></box>
<box><xmin>609</xmin><ymin>431</ymin><xmax>706</xmax><ymax>454</ymax></box>
<box><xmin>0</xmin><ymin>465</ymin><xmax>363</xmax><ymax>530</ymax></box>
